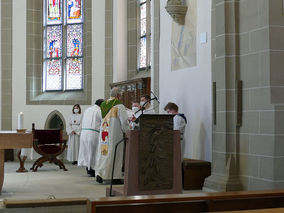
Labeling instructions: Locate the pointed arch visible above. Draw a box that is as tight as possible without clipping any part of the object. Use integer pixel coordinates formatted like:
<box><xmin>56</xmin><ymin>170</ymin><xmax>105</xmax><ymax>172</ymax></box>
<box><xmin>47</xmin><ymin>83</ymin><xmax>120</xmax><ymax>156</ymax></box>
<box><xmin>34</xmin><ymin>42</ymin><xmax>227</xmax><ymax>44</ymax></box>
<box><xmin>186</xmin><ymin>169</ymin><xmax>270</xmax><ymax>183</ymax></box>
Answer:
<box><xmin>44</xmin><ymin>110</ymin><xmax>66</xmax><ymax>130</ymax></box>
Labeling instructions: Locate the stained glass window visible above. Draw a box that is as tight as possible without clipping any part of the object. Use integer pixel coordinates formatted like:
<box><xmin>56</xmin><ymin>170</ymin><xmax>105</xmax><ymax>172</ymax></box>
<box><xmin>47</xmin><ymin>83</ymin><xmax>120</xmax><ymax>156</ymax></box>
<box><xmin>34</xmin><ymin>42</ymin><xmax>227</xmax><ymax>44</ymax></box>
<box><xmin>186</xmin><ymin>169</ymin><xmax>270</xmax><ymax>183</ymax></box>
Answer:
<box><xmin>67</xmin><ymin>0</ymin><xmax>83</xmax><ymax>24</ymax></box>
<box><xmin>140</xmin><ymin>3</ymin><xmax>146</xmax><ymax>36</ymax></box>
<box><xmin>67</xmin><ymin>24</ymin><xmax>83</xmax><ymax>57</ymax></box>
<box><xmin>66</xmin><ymin>58</ymin><xmax>83</xmax><ymax>90</ymax></box>
<box><xmin>46</xmin><ymin>25</ymin><xmax>62</xmax><ymax>58</ymax></box>
<box><xmin>47</xmin><ymin>0</ymin><xmax>62</xmax><ymax>25</ymax></box>
<box><xmin>43</xmin><ymin>0</ymin><xmax>84</xmax><ymax>91</ymax></box>
<box><xmin>45</xmin><ymin>59</ymin><xmax>62</xmax><ymax>90</ymax></box>
<box><xmin>138</xmin><ymin>0</ymin><xmax>151</xmax><ymax>70</ymax></box>
<box><xmin>139</xmin><ymin>37</ymin><xmax>147</xmax><ymax>68</ymax></box>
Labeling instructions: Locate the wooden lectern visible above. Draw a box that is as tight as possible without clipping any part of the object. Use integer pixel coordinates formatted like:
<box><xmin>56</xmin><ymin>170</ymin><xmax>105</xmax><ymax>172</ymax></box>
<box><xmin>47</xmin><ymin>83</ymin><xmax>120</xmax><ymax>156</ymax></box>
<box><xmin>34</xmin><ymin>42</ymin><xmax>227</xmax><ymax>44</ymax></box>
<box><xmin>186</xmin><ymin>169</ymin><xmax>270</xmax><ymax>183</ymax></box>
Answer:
<box><xmin>108</xmin><ymin>114</ymin><xmax>182</xmax><ymax>196</ymax></box>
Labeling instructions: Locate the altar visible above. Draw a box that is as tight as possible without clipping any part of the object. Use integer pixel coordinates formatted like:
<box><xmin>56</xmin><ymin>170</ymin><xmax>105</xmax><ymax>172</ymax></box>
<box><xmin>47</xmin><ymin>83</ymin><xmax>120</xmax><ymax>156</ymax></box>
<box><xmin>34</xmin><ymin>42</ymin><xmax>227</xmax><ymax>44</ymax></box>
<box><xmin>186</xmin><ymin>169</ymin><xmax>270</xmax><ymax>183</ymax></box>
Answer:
<box><xmin>0</xmin><ymin>131</ymin><xmax>33</xmax><ymax>193</ymax></box>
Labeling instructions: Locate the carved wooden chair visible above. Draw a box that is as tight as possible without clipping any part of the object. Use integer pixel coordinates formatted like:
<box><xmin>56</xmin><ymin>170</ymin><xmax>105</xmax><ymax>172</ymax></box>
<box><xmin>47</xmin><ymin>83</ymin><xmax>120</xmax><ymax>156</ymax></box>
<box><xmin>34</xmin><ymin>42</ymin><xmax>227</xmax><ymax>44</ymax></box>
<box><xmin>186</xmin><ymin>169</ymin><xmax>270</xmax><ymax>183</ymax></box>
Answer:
<box><xmin>31</xmin><ymin>123</ymin><xmax>67</xmax><ymax>172</ymax></box>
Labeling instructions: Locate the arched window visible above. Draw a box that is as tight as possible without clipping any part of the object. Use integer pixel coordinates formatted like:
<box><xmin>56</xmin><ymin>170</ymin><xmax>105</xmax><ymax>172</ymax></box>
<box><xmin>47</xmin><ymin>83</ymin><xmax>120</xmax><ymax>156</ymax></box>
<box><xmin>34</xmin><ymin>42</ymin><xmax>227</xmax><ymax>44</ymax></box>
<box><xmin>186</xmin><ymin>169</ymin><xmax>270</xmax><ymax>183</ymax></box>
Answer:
<box><xmin>43</xmin><ymin>0</ymin><xmax>84</xmax><ymax>91</ymax></box>
<box><xmin>138</xmin><ymin>0</ymin><xmax>151</xmax><ymax>71</ymax></box>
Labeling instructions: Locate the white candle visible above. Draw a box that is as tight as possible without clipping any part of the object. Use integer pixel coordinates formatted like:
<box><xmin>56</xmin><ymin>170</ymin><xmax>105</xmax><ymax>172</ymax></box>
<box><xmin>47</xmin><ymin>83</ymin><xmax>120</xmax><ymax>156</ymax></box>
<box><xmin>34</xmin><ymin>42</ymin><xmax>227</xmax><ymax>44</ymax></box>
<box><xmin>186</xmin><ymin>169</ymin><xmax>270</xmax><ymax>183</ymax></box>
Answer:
<box><xmin>18</xmin><ymin>112</ymin><xmax>23</xmax><ymax>129</ymax></box>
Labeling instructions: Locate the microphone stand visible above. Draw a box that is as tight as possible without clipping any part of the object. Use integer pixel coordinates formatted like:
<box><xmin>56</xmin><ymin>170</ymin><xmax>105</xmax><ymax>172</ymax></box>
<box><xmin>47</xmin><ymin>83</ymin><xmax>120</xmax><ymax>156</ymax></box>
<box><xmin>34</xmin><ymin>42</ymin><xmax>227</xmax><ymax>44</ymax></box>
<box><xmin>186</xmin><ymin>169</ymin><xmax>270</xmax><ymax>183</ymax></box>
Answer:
<box><xmin>109</xmin><ymin>134</ymin><xmax>128</xmax><ymax>197</ymax></box>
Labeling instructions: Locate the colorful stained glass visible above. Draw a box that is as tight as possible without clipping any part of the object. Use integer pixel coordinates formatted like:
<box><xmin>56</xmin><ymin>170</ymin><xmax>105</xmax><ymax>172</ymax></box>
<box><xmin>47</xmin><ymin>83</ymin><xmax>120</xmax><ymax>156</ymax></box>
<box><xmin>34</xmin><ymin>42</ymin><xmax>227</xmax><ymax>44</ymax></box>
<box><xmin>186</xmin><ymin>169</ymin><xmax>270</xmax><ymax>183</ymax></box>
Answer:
<box><xmin>139</xmin><ymin>37</ymin><xmax>147</xmax><ymax>68</ymax></box>
<box><xmin>67</xmin><ymin>0</ymin><xmax>83</xmax><ymax>24</ymax></box>
<box><xmin>66</xmin><ymin>58</ymin><xmax>83</xmax><ymax>90</ymax></box>
<box><xmin>67</xmin><ymin>24</ymin><xmax>83</xmax><ymax>57</ymax></box>
<box><xmin>46</xmin><ymin>25</ymin><xmax>62</xmax><ymax>58</ymax></box>
<box><xmin>43</xmin><ymin>0</ymin><xmax>84</xmax><ymax>91</ymax></box>
<box><xmin>45</xmin><ymin>59</ymin><xmax>62</xmax><ymax>90</ymax></box>
<box><xmin>47</xmin><ymin>0</ymin><xmax>62</xmax><ymax>24</ymax></box>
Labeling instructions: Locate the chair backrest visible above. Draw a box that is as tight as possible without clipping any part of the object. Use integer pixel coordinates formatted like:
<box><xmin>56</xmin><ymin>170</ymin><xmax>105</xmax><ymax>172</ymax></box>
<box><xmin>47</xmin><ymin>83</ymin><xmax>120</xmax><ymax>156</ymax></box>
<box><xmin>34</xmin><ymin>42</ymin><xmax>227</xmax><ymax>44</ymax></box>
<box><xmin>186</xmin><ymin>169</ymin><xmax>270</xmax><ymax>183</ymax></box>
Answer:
<box><xmin>32</xmin><ymin>123</ymin><xmax>61</xmax><ymax>145</ymax></box>
<box><xmin>33</xmin><ymin>130</ymin><xmax>61</xmax><ymax>145</ymax></box>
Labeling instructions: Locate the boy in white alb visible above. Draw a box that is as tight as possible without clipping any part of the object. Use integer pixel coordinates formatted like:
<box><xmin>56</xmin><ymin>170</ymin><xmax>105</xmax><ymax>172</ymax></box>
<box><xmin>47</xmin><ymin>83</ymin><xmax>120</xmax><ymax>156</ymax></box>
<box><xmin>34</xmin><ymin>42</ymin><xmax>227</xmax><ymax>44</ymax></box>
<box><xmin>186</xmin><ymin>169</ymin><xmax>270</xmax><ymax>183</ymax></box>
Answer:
<box><xmin>164</xmin><ymin>102</ymin><xmax>187</xmax><ymax>159</ymax></box>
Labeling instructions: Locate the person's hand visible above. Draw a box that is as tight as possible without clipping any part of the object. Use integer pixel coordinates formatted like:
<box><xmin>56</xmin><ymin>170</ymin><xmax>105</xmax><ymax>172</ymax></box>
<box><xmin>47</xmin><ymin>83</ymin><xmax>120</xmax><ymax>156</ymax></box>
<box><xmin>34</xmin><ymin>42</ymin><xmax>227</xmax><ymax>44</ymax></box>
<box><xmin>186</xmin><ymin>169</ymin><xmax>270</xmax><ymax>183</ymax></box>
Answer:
<box><xmin>130</xmin><ymin>115</ymin><xmax>136</xmax><ymax>122</ymax></box>
<box><xmin>72</xmin><ymin>131</ymin><xmax>76</xmax><ymax>135</ymax></box>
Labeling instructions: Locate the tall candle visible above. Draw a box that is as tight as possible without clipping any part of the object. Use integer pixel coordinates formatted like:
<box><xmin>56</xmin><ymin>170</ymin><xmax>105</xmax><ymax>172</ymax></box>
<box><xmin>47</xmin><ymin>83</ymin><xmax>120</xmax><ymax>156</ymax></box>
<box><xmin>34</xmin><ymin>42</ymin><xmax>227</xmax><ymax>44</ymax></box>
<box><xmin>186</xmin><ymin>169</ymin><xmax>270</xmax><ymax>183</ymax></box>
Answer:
<box><xmin>18</xmin><ymin>112</ymin><xmax>23</xmax><ymax>129</ymax></box>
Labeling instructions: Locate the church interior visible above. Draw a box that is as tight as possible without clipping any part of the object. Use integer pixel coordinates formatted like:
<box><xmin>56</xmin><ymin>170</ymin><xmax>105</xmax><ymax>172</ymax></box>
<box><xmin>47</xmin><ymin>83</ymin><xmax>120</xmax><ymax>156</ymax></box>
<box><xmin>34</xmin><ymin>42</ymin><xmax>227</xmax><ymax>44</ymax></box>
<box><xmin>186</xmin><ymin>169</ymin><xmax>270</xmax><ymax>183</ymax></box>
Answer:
<box><xmin>0</xmin><ymin>0</ymin><xmax>284</xmax><ymax>212</ymax></box>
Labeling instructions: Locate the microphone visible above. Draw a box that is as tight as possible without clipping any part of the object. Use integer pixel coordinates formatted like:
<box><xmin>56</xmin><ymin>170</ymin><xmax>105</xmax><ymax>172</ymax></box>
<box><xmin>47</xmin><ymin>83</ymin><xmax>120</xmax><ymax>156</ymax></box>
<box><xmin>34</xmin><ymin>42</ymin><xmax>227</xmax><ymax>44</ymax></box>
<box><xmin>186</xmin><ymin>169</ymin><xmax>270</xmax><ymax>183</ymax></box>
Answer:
<box><xmin>151</xmin><ymin>91</ymin><xmax>160</xmax><ymax>103</ymax></box>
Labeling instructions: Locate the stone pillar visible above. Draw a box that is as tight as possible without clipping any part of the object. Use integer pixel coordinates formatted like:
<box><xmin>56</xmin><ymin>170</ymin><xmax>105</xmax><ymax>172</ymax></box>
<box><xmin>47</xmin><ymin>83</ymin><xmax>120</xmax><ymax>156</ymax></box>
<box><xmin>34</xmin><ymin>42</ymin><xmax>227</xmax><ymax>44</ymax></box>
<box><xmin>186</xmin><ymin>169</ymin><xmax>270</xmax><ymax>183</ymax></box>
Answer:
<box><xmin>1</xmin><ymin>0</ymin><xmax>13</xmax><ymax>131</ymax></box>
<box><xmin>2</xmin><ymin>0</ymin><xmax>14</xmax><ymax>161</ymax></box>
<box><xmin>151</xmin><ymin>0</ymin><xmax>160</xmax><ymax>113</ymax></box>
<box><xmin>127</xmin><ymin>0</ymin><xmax>137</xmax><ymax>80</ymax></box>
<box><xmin>203</xmin><ymin>0</ymin><xmax>243</xmax><ymax>192</ymax></box>
<box><xmin>269</xmin><ymin>0</ymin><xmax>284</xmax><ymax>189</ymax></box>
<box><xmin>105</xmin><ymin>0</ymin><xmax>113</xmax><ymax>98</ymax></box>
<box><xmin>205</xmin><ymin>0</ymin><xmax>284</xmax><ymax>191</ymax></box>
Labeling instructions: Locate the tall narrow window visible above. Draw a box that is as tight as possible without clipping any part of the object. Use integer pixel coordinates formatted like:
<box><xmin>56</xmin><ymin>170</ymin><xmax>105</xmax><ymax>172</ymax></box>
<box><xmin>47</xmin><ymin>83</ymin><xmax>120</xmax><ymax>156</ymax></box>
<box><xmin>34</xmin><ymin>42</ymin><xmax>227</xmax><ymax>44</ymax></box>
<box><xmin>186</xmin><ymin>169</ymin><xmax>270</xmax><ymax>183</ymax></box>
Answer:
<box><xmin>138</xmin><ymin>0</ymin><xmax>151</xmax><ymax>71</ymax></box>
<box><xmin>43</xmin><ymin>0</ymin><xmax>84</xmax><ymax>91</ymax></box>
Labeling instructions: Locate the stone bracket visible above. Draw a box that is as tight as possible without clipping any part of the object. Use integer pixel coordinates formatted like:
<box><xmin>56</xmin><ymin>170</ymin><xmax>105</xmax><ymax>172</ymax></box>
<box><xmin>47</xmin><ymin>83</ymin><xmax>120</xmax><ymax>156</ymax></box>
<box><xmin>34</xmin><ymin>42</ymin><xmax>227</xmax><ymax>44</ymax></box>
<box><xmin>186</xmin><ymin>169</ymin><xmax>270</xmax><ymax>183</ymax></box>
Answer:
<box><xmin>165</xmin><ymin>0</ymin><xmax>188</xmax><ymax>25</ymax></box>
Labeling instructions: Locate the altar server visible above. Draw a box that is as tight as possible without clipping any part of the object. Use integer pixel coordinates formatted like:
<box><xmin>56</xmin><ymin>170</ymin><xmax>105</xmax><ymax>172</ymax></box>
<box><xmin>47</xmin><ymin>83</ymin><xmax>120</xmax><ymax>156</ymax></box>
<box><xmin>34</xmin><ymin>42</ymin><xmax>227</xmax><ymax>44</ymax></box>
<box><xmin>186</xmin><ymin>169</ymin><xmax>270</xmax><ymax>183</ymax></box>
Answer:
<box><xmin>66</xmin><ymin>104</ymin><xmax>82</xmax><ymax>165</ymax></box>
<box><xmin>164</xmin><ymin>102</ymin><xmax>187</xmax><ymax>159</ymax></box>
<box><xmin>128</xmin><ymin>100</ymin><xmax>141</xmax><ymax>130</ymax></box>
<box><xmin>95</xmin><ymin>87</ymin><xmax>130</xmax><ymax>183</ymax></box>
<box><xmin>140</xmin><ymin>94</ymin><xmax>155</xmax><ymax>114</ymax></box>
<box><xmin>78</xmin><ymin>99</ymin><xmax>104</xmax><ymax>177</ymax></box>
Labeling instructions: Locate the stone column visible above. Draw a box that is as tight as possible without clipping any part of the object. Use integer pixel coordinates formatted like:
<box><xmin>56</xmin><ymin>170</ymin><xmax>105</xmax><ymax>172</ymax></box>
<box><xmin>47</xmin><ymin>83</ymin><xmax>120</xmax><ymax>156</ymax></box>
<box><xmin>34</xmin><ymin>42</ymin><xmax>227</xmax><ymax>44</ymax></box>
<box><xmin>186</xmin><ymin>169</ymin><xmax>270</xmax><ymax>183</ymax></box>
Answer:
<box><xmin>269</xmin><ymin>0</ymin><xmax>284</xmax><ymax>189</ymax></box>
<box><xmin>127</xmin><ymin>0</ymin><xmax>137</xmax><ymax>80</ymax></box>
<box><xmin>203</xmin><ymin>0</ymin><xmax>243</xmax><ymax>191</ymax></box>
<box><xmin>2</xmin><ymin>0</ymin><xmax>13</xmax><ymax>161</ymax></box>
<box><xmin>105</xmin><ymin>0</ymin><xmax>113</xmax><ymax>98</ymax></box>
<box><xmin>151</xmin><ymin>0</ymin><xmax>160</xmax><ymax>113</ymax></box>
<box><xmin>205</xmin><ymin>0</ymin><xmax>284</xmax><ymax>191</ymax></box>
<box><xmin>1</xmin><ymin>0</ymin><xmax>13</xmax><ymax>131</ymax></box>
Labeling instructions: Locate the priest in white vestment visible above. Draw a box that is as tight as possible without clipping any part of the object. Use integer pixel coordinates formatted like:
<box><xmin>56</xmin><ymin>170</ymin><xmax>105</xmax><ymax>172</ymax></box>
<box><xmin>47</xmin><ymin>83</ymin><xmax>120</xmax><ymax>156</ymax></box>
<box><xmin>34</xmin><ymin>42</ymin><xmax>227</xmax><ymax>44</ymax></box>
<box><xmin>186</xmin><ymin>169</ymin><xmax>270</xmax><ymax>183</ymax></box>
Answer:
<box><xmin>66</xmin><ymin>104</ymin><xmax>82</xmax><ymax>164</ymax></box>
<box><xmin>78</xmin><ymin>99</ymin><xmax>104</xmax><ymax>176</ymax></box>
<box><xmin>95</xmin><ymin>87</ymin><xmax>130</xmax><ymax>183</ymax></box>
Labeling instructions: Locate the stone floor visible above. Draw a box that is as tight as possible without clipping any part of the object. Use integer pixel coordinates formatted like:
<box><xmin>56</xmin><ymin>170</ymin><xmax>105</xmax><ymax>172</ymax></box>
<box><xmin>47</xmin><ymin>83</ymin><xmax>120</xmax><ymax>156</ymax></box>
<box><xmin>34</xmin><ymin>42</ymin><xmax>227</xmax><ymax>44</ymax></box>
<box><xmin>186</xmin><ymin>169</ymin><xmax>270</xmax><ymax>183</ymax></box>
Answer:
<box><xmin>1</xmin><ymin>161</ymin><xmax>107</xmax><ymax>201</ymax></box>
<box><xmin>0</xmin><ymin>161</ymin><xmax>108</xmax><ymax>213</ymax></box>
<box><xmin>0</xmin><ymin>161</ymin><xmax>202</xmax><ymax>212</ymax></box>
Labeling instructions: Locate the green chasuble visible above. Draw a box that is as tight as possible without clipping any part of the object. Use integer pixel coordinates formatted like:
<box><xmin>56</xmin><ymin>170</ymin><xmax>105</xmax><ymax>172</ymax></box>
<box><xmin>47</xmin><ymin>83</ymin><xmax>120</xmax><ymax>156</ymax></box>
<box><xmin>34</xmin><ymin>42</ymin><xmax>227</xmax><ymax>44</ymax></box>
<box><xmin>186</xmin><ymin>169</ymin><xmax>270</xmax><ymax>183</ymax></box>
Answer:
<box><xmin>100</xmin><ymin>98</ymin><xmax>122</xmax><ymax>118</ymax></box>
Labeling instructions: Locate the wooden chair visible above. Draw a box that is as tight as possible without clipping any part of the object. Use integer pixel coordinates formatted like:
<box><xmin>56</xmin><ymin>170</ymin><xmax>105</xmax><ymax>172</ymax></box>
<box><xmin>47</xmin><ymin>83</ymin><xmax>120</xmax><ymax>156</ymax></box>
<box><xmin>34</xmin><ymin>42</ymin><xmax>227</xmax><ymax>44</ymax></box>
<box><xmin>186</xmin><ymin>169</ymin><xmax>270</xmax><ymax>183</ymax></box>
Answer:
<box><xmin>31</xmin><ymin>123</ymin><xmax>67</xmax><ymax>172</ymax></box>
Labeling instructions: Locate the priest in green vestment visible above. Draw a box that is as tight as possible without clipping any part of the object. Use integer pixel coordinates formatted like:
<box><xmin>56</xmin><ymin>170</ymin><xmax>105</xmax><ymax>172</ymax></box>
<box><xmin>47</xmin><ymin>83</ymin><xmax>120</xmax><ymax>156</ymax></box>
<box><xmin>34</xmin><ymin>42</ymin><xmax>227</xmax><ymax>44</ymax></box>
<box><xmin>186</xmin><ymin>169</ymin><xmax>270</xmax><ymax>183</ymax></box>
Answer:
<box><xmin>95</xmin><ymin>87</ymin><xmax>130</xmax><ymax>183</ymax></box>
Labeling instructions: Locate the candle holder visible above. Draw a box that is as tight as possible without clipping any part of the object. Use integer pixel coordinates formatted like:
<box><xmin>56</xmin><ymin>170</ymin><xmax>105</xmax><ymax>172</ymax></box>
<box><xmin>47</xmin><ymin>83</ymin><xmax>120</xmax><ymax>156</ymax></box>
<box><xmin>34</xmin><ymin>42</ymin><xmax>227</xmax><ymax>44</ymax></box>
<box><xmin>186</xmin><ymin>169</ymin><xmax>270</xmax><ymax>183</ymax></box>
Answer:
<box><xmin>16</xmin><ymin>129</ymin><xmax>27</xmax><ymax>133</ymax></box>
